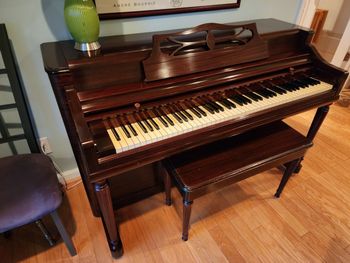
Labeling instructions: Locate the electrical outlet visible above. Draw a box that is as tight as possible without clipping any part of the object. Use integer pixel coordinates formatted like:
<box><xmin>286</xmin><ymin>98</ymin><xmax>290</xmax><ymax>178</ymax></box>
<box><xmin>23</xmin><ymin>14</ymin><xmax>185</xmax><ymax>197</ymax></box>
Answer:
<box><xmin>39</xmin><ymin>137</ymin><xmax>52</xmax><ymax>154</ymax></box>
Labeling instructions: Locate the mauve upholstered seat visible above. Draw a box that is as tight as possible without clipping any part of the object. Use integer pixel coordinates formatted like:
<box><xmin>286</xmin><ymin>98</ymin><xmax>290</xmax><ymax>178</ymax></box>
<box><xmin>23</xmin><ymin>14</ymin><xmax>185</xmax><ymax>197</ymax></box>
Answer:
<box><xmin>0</xmin><ymin>154</ymin><xmax>62</xmax><ymax>233</ymax></box>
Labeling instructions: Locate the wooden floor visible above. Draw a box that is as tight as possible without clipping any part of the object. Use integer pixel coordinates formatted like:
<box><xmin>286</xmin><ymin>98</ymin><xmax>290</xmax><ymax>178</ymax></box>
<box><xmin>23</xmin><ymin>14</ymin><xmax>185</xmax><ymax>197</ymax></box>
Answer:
<box><xmin>1</xmin><ymin>104</ymin><xmax>350</xmax><ymax>263</ymax></box>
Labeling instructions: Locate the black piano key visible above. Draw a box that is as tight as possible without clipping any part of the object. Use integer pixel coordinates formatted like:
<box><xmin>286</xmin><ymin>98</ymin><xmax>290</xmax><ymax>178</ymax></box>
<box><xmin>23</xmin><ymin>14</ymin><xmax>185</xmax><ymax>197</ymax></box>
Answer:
<box><xmin>189</xmin><ymin>100</ymin><xmax>208</xmax><ymax>116</ymax></box>
<box><xmin>153</xmin><ymin>108</ymin><xmax>168</xmax><ymax>127</ymax></box>
<box><xmin>173</xmin><ymin>104</ymin><xmax>188</xmax><ymax>122</ymax></box>
<box><xmin>158</xmin><ymin>107</ymin><xmax>174</xmax><ymax>126</ymax></box>
<box><xmin>184</xmin><ymin>101</ymin><xmax>202</xmax><ymax>118</ymax></box>
<box><xmin>307</xmin><ymin>76</ymin><xmax>320</xmax><ymax>85</ymax></box>
<box><xmin>255</xmin><ymin>89</ymin><xmax>271</xmax><ymax>99</ymax></box>
<box><xmin>218</xmin><ymin>99</ymin><xmax>231</xmax><ymax>109</ymax></box>
<box><xmin>239</xmin><ymin>94</ymin><xmax>253</xmax><ymax>104</ymax></box>
<box><xmin>203</xmin><ymin>103</ymin><xmax>216</xmax><ymax>114</ymax></box>
<box><xmin>167</xmin><ymin>105</ymin><xmax>183</xmax><ymax>123</ymax></box>
<box><xmin>196</xmin><ymin>98</ymin><xmax>215</xmax><ymax>114</ymax></box>
<box><xmin>274</xmin><ymin>84</ymin><xmax>290</xmax><ymax>93</ymax></box>
<box><xmin>300</xmin><ymin>77</ymin><xmax>315</xmax><ymax>86</ymax></box>
<box><xmin>294</xmin><ymin>79</ymin><xmax>308</xmax><ymax>88</ymax></box>
<box><xmin>202</xmin><ymin>97</ymin><xmax>219</xmax><ymax>113</ymax></box>
<box><xmin>291</xmin><ymin>79</ymin><xmax>307</xmax><ymax>88</ymax></box>
<box><xmin>178</xmin><ymin>104</ymin><xmax>194</xmax><ymax>120</ymax></box>
<box><xmin>133</xmin><ymin>113</ymin><xmax>148</xmax><ymax>133</ymax></box>
<box><xmin>144</xmin><ymin>110</ymin><xmax>160</xmax><ymax>130</ymax></box>
<box><xmin>206</xmin><ymin>96</ymin><xmax>225</xmax><ymax>111</ymax></box>
<box><xmin>222</xmin><ymin>98</ymin><xmax>236</xmax><ymax>108</ymax></box>
<box><xmin>137</xmin><ymin>121</ymin><xmax>148</xmax><ymax>133</ymax></box>
<box><xmin>195</xmin><ymin>105</ymin><xmax>207</xmax><ymax>116</ymax></box>
<box><xmin>117</xmin><ymin>118</ymin><xmax>131</xmax><ymax>138</ymax></box>
<box><xmin>274</xmin><ymin>81</ymin><xmax>293</xmax><ymax>92</ymax></box>
<box><xmin>283</xmin><ymin>83</ymin><xmax>298</xmax><ymax>91</ymax></box>
<box><xmin>187</xmin><ymin>100</ymin><xmax>207</xmax><ymax>117</ymax></box>
<box><xmin>265</xmin><ymin>88</ymin><xmax>278</xmax><ymax>97</ymax></box>
<box><xmin>190</xmin><ymin>107</ymin><xmax>202</xmax><ymax>118</ymax></box>
<box><xmin>229</xmin><ymin>95</ymin><xmax>245</xmax><ymax>106</ymax></box>
<box><xmin>259</xmin><ymin>85</ymin><xmax>277</xmax><ymax>97</ymax></box>
<box><xmin>269</xmin><ymin>86</ymin><xmax>286</xmax><ymax>95</ymax></box>
<box><xmin>243</xmin><ymin>92</ymin><xmax>258</xmax><ymax>101</ymax></box>
<box><xmin>108</xmin><ymin>119</ymin><xmax>121</xmax><ymax>141</ymax></box>
<box><xmin>236</xmin><ymin>94</ymin><xmax>250</xmax><ymax>104</ymax></box>
<box><xmin>124</xmin><ymin>116</ymin><xmax>138</xmax><ymax>136</ymax></box>
<box><xmin>287</xmin><ymin>81</ymin><xmax>300</xmax><ymax>90</ymax></box>
<box><xmin>297</xmin><ymin>78</ymin><xmax>312</xmax><ymax>87</ymax></box>
<box><xmin>140</xmin><ymin>112</ymin><xmax>154</xmax><ymax>131</ymax></box>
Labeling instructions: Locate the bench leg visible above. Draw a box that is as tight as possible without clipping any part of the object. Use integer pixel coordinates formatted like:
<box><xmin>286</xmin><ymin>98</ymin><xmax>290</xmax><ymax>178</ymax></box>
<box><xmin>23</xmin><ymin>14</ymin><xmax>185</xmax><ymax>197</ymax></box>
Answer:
<box><xmin>182</xmin><ymin>200</ymin><xmax>193</xmax><ymax>241</ymax></box>
<box><xmin>164</xmin><ymin>169</ymin><xmax>172</xmax><ymax>206</ymax></box>
<box><xmin>275</xmin><ymin>158</ymin><xmax>301</xmax><ymax>198</ymax></box>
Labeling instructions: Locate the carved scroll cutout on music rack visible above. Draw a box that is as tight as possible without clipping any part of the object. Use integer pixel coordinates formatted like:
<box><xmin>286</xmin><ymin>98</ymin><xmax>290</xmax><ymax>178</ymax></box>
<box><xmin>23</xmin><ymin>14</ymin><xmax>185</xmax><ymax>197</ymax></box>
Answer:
<box><xmin>143</xmin><ymin>23</ymin><xmax>269</xmax><ymax>82</ymax></box>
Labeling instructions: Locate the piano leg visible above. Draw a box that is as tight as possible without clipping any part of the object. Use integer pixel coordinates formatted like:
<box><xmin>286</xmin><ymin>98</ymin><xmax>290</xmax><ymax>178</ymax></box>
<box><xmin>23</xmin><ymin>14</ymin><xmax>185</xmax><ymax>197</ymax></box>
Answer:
<box><xmin>307</xmin><ymin>105</ymin><xmax>330</xmax><ymax>141</ymax></box>
<box><xmin>293</xmin><ymin>105</ymin><xmax>330</xmax><ymax>173</ymax></box>
<box><xmin>94</xmin><ymin>180</ymin><xmax>123</xmax><ymax>258</ymax></box>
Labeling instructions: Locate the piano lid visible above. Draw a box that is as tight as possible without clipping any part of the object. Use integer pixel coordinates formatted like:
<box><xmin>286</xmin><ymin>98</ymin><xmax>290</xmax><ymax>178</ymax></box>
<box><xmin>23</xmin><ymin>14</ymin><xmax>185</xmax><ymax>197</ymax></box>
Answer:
<box><xmin>40</xmin><ymin>19</ymin><xmax>309</xmax><ymax>75</ymax></box>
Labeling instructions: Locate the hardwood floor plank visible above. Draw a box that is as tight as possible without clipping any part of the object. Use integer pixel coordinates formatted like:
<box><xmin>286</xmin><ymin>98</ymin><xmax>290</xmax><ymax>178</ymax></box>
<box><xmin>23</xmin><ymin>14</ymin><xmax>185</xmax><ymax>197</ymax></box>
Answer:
<box><xmin>208</xmin><ymin>225</ymin><xmax>246</xmax><ymax>263</ymax></box>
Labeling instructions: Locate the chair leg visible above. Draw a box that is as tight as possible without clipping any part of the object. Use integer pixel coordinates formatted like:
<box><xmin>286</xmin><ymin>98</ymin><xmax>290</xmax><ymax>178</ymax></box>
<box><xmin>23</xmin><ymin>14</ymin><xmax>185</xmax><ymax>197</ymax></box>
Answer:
<box><xmin>35</xmin><ymin>219</ymin><xmax>55</xmax><ymax>246</ymax></box>
<box><xmin>164</xmin><ymin>169</ymin><xmax>172</xmax><ymax>206</ymax></box>
<box><xmin>50</xmin><ymin>210</ymin><xmax>77</xmax><ymax>256</ymax></box>
<box><xmin>275</xmin><ymin>158</ymin><xmax>301</xmax><ymax>198</ymax></box>
<box><xmin>3</xmin><ymin>230</ymin><xmax>11</xmax><ymax>239</ymax></box>
<box><xmin>182</xmin><ymin>199</ymin><xmax>193</xmax><ymax>241</ymax></box>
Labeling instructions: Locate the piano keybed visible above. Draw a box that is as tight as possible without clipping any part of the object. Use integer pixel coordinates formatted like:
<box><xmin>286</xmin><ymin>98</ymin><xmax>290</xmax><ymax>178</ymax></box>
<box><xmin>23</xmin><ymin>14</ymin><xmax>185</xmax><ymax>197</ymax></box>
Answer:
<box><xmin>90</xmin><ymin>74</ymin><xmax>333</xmax><ymax>156</ymax></box>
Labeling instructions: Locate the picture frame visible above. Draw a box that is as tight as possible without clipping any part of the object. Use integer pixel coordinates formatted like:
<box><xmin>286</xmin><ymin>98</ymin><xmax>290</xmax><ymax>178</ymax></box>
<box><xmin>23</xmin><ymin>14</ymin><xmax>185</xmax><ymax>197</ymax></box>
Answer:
<box><xmin>94</xmin><ymin>0</ymin><xmax>241</xmax><ymax>20</ymax></box>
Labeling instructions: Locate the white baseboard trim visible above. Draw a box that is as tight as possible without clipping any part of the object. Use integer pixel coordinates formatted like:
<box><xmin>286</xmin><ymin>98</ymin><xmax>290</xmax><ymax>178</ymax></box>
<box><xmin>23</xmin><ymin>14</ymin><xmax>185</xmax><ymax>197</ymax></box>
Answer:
<box><xmin>62</xmin><ymin>167</ymin><xmax>81</xmax><ymax>181</ymax></box>
<box><xmin>57</xmin><ymin>167</ymin><xmax>82</xmax><ymax>190</ymax></box>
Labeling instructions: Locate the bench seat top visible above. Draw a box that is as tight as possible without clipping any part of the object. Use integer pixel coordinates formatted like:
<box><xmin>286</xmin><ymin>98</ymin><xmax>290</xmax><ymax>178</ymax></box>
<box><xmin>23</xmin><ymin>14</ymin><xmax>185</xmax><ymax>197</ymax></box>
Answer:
<box><xmin>164</xmin><ymin>121</ymin><xmax>312</xmax><ymax>193</ymax></box>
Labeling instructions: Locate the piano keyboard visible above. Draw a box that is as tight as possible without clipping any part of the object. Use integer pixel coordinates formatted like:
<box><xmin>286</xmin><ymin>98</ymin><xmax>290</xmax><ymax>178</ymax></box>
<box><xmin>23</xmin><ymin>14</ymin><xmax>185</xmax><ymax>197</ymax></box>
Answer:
<box><xmin>105</xmin><ymin>76</ymin><xmax>332</xmax><ymax>153</ymax></box>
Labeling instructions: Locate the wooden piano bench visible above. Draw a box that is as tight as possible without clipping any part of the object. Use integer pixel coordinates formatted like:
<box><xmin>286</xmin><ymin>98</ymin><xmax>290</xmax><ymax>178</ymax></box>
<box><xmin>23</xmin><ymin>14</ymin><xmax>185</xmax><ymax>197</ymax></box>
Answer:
<box><xmin>162</xmin><ymin>121</ymin><xmax>313</xmax><ymax>241</ymax></box>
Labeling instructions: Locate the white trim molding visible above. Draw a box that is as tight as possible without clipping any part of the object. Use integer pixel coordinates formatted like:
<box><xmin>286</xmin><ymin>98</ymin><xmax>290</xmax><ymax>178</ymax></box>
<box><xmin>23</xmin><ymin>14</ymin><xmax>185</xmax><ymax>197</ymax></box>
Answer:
<box><xmin>62</xmin><ymin>167</ymin><xmax>81</xmax><ymax>181</ymax></box>
<box><xmin>297</xmin><ymin>0</ymin><xmax>317</xmax><ymax>28</ymax></box>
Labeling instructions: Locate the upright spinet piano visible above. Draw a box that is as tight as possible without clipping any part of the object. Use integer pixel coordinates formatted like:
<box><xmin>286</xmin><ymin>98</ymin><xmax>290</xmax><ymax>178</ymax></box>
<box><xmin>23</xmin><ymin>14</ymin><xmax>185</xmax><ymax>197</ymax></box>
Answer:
<box><xmin>41</xmin><ymin>19</ymin><xmax>348</xmax><ymax>258</ymax></box>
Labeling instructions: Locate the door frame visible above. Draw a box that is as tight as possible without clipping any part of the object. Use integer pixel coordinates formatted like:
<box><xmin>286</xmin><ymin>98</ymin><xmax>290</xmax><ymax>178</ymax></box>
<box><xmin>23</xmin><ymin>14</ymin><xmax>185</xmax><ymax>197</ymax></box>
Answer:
<box><xmin>297</xmin><ymin>0</ymin><xmax>350</xmax><ymax>89</ymax></box>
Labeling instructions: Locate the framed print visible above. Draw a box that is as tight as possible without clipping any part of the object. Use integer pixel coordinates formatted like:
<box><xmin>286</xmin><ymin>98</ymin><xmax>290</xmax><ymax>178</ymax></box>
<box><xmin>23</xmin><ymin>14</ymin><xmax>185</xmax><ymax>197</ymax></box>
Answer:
<box><xmin>94</xmin><ymin>0</ymin><xmax>241</xmax><ymax>19</ymax></box>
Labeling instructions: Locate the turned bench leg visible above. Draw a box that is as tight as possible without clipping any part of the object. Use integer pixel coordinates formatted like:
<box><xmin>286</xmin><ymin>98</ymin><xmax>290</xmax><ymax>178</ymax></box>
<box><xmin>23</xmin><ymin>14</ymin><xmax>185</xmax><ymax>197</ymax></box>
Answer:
<box><xmin>275</xmin><ymin>158</ymin><xmax>301</xmax><ymax>198</ymax></box>
<box><xmin>182</xmin><ymin>199</ymin><xmax>193</xmax><ymax>241</ymax></box>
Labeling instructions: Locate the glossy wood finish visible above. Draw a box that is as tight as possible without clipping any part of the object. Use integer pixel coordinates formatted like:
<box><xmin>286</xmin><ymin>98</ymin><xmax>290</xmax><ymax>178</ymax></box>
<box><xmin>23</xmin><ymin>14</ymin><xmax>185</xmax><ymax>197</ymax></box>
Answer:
<box><xmin>40</xmin><ymin>19</ymin><xmax>348</xmax><ymax>258</ymax></box>
<box><xmin>94</xmin><ymin>181</ymin><xmax>123</xmax><ymax>258</ymax></box>
<box><xmin>162</xmin><ymin>122</ymin><xmax>312</xmax><ymax>240</ymax></box>
<box><xmin>275</xmin><ymin>158</ymin><xmax>301</xmax><ymax>198</ymax></box>
<box><xmin>143</xmin><ymin>22</ymin><xmax>268</xmax><ymax>81</ymax></box>
<box><xmin>294</xmin><ymin>105</ymin><xmax>330</xmax><ymax>172</ymax></box>
<box><xmin>182</xmin><ymin>200</ymin><xmax>193</xmax><ymax>241</ymax></box>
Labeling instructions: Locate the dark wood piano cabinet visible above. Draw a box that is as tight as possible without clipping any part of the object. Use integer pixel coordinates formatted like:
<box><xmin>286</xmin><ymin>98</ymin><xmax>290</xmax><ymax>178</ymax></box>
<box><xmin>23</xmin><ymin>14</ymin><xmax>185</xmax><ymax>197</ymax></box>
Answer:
<box><xmin>41</xmin><ymin>19</ymin><xmax>348</xmax><ymax>258</ymax></box>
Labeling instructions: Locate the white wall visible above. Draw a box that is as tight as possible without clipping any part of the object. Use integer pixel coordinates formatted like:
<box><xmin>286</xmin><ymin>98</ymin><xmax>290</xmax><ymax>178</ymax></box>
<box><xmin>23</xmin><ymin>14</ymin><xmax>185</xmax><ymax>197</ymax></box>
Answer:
<box><xmin>0</xmin><ymin>0</ymin><xmax>302</xmax><ymax>174</ymax></box>
<box><xmin>317</xmin><ymin>0</ymin><xmax>343</xmax><ymax>31</ymax></box>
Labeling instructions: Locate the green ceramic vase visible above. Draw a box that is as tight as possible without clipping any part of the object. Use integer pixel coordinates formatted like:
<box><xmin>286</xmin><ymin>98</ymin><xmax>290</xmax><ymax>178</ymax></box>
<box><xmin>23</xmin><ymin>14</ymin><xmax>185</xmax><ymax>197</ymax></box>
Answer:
<box><xmin>64</xmin><ymin>0</ymin><xmax>100</xmax><ymax>51</ymax></box>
